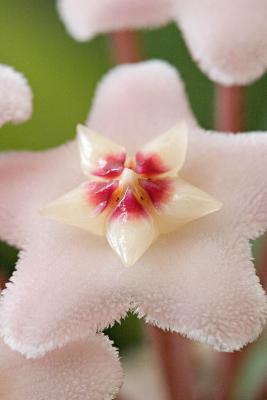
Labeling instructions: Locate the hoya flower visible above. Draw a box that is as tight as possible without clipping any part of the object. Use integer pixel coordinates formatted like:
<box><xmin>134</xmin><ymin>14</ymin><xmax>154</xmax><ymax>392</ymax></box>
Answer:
<box><xmin>0</xmin><ymin>334</ymin><xmax>122</xmax><ymax>399</ymax></box>
<box><xmin>0</xmin><ymin>60</ymin><xmax>267</xmax><ymax>358</ymax></box>
<box><xmin>57</xmin><ymin>0</ymin><xmax>267</xmax><ymax>85</ymax></box>
<box><xmin>41</xmin><ymin>124</ymin><xmax>221</xmax><ymax>266</ymax></box>
<box><xmin>0</xmin><ymin>65</ymin><xmax>32</xmax><ymax>128</ymax></box>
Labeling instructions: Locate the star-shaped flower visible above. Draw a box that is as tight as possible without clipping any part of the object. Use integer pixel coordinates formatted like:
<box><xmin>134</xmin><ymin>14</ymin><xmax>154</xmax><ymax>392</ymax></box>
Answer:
<box><xmin>0</xmin><ymin>64</ymin><xmax>32</xmax><ymax>128</ymax></box>
<box><xmin>41</xmin><ymin>124</ymin><xmax>221</xmax><ymax>266</ymax></box>
<box><xmin>0</xmin><ymin>334</ymin><xmax>122</xmax><ymax>400</ymax></box>
<box><xmin>0</xmin><ymin>60</ymin><xmax>267</xmax><ymax>358</ymax></box>
<box><xmin>56</xmin><ymin>0</ymin><xmax>267</xmax><ymax>85</ymax></box>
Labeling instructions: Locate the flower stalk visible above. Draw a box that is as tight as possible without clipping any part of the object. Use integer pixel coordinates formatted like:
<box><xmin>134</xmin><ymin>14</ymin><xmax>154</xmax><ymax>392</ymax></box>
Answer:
<box><xmin>108</xmin><ymin>31</ymin><xmax>142</xmax><ymax>64</ymax></box>
<box><xmin>215</xmin><ymin>85</ymin><xmax>244</xmax><ymax>132</ymax></box>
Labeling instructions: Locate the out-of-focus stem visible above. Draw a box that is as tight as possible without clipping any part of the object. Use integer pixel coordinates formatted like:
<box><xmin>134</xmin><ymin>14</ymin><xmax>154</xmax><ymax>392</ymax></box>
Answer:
<box><xmin>213</xmin><ymin>352</ymin><xmax>245</xmax><ymax>400</ymax></box>
<box><xmin>257</xmin><ymin>233</ymin><xmax>267</xmax><ymax>290</ymax></box>
<box><xmin>108</xmin><ymin>30</ymin><xmax>142</xmax><ymax>64</ymax></box>
<box><xmin>253</xmin><ymin>372</ymin><xmax>267</xmax><ymax>400</ymax></box>
<box><xmin>215</xmin><ymin>85</ymin><xmax>244</xmax><ymax>132</ymax></box>
<box><xmin>147</xmin><ymin>327</ymin><xmax>196</xmax><ymax>400</ymax></box>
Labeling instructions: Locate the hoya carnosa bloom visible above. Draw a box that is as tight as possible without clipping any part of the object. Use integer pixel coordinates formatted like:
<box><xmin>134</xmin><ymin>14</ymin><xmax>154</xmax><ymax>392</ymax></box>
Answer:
<box><xmin>41</xmin><ymin>123</ymin><xmax>221</xmax><ymax>266</ymax></box>
<box><xmin>0</xmin><ymin>334</ymin><xmax>122</xmax><ymax>400</ymax></box>
<box><xmin>0</xmin><ymin>64</ymin><xmax>32</xmax><ymax>127</ymax></box>
<box><xmin>57</xmin><ymin>0</ymin><xmax>267</xmax><ymax>85</ymax></box>
<box><xmin>0</xmin><ymin>60</ymin><xmax>267</xmax><ymax>358</ymax></box>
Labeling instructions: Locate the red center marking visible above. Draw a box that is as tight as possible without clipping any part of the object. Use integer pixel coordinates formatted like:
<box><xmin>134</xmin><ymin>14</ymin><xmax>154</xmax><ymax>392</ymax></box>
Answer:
<box><xmin>111</xmin><ymin>188</ymin><xmax>147</xmax><ymax>220</ymax></box>
<box><xmin>87</xmin><ymin>181</ymin><xmax>119</xmax><ymax>215</ymax></box>
<box><xmin>134</xmin><ymin>152</ymin><xmax>168</xmax><ymax>176</ymax></box>
<box><xmin>92</xmin><ymin>153</ymin><xmax>126</xmax><ymax>178</ymax></box>
<box><xmin>139</xmin><ymin>178</ymin><xmax>174</xmax><ymax>210</ymax></box>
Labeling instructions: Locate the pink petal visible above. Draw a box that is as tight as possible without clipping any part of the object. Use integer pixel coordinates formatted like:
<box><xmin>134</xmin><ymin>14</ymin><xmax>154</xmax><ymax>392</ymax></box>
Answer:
<box><xmin>0</xmin><ymin>143</ymin><xmax>82</xmax><ymax>247</ymax></box>
<box><xmin>0</xmin><ymin>335</ymin><xmax>122</xmax><ymax>399</ymax></box>
<box><xmin>183</xmin><ymin>128</ymin><xmax>267</xmax><ymax>240</ymax></box>
<box><xmin>0</xmin><ymin>223</ymin><xmax>131</xmax><ymax>357</ymax></box>
<box><xmin>130</xmin><ymin>228</ymin><xmax>267</xmax><ymax>351</ymax></box>
<box><xmin>88</xmin><ymin>60</ymin><xmax>196</xmax><ymax>153</ymax></box>
<box><xmin>56</xmin><ymin>0</ymin><xmax>174</xmax><ymax>41</ymax></box>
<box><xmin>176</xmin><ymin>0</ymin><xmax>267</xmax><ymax>85</ymax></box>
<box><xmin>0</xmin><ymin>65</ymin><xmax>32</xmax><ymax>127</ymax></box>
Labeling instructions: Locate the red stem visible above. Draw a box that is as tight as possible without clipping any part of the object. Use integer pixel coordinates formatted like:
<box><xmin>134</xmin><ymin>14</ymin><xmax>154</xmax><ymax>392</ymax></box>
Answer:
<box><xmin>147</xmin><ymin>327</ymin><xmax>196</xmax><ymax>400</ymax></box>
<box><xmin>257</xmin><ymin>233</ymin><xmax>267</xmax><ymax>290</ymax></box>
<box><xmin>213</xmin><ymin>352</ymin><xmax>246</xmax><ymax>400</ymax></box>
<box><xmin>215</xmin><ymin>85</ymin><xmax>244</xmax><ymax>132</ymax></box>
<box><xmin>108</xmin><ymin>31</ymin><xmax>142</xmax><ymax>64</ymax></box>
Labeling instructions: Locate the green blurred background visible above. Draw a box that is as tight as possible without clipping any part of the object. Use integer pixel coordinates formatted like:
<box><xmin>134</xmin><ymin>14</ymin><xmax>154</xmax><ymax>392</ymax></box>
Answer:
<box><xmin>1</xmin><ymin>1</ymin><xmax>267</xmax><ymax>398</ymax></box>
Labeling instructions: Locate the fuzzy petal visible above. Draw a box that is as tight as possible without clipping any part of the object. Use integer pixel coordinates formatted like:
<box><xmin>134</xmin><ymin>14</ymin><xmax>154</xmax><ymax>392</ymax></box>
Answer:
<box><xmin>183</xmin><ymin>128</ymin><xmax>267</xmax><ymax>240</ymax></box>
<box><xmin>0</xmin><ymin>143</ymin><xmax>82</xmax><ymax>247</ymax></box>
<box><xmin>0</xmin><ymin>65</ymin><xmax>32</xmax><ymax>127</ymax></box>
<box><xmin>176</xmin><ymin>0</ymin><xmax>267</xmax><ymax>85</ymax></box>
<box><xmin>0</xmin><ymin>223</ymin><xmax>130</xmax><ymax>357</ymax></box>
<box><xmin>56</xmin><ymin>0</ymin><xmax>174</xmax><ymax>41</ymax></box>
<box><xmin>135</xmin><ymin>123</ymin><xmax>188</xmax><ymax>177</ymax></box>
<box><xmin>130</xmin><ymin>228</ymin><xmax>267</xmax><ymax>351</ymax></box>
<box><xmin>77</xmin><ymin>124</ymin><xmax>126</xmax><ymax>178</ymax></box>
<box><xmin>0</xmin><ymin>335</ymin><xmax>122</xmax><ymax>400</ymax></box>
<box><xmin>88</xmin><ymin>60</ymin><xmax>196</xmax><ymax>153</ymax></box>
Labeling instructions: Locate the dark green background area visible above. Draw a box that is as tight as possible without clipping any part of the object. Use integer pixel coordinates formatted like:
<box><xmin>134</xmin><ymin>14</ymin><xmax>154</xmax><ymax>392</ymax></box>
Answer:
<box><xmin>1</xmin><ymin>1</ymin><xmax>267</xmax><ymax>398</ymax></box>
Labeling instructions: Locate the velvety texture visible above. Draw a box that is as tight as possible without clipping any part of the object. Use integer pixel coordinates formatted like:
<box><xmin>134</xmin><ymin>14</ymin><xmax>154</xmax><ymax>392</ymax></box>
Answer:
<box><xmin>176</xmin><ymin>0</ymin><xmax>267</xmax><ymax>85</ymax></box>
<box><xmin>0</xmin><ymin>60</ymin><xmax>267</xmax><ymax>357</ymax></box>
<box><xmin>0</xmin><ymin>65</ymin><xmax>32</xmax><ymax>127</ymax></box>
<box><xmin>0</xmin><ymin>335</ymin><xmax>123</xmax><ymax>399</ymax></box>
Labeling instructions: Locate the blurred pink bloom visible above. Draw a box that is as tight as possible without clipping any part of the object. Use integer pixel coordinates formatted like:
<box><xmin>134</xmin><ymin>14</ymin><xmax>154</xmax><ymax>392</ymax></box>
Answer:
<box><xmin>0</xmin><ymin>334</ymin><xmax>122</xmax><ymax>399</ymax></box>
<box><xmin>56</xmin><ymin>0</ymin><xmax>267</xmax><ymax>85</ymax></box>
<box><xmin>0</xmin><ymin>65</ymin><xmax>32</xmax><ymax>128</ymax></box>
<box><xmin>0</xmin><ymin>60</ymin><xmax>267</xmax><ymax>358</ymax></box>
<box><xmin>56</xmin><ymin>0</ymin><xmax>174</xmax><ymax>41</ymax></box>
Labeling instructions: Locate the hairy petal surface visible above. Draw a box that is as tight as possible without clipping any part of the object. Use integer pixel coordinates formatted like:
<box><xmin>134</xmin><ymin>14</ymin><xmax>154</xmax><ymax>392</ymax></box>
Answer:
<box><xmin>0</xmin><ymin>143</ymin><xmax>82</xmax><ymax>247</ymax></box>
<box><xmin>130</xmin><ymin>227</ymin><xmax>267</xmax><ymax>351</ymax></box>
<box><xmin>88</xmin><ymin>60</ymin><xmax>196</xmax><ymax>153</ymax></box>
<box><xmin>57</xmin><ymin>0</ymin><xmax>174</xmax><ymax>41</ymax></box>
<box><xmin>0</xmin><ymin>223</ymin><xmax>130</xmax><ymax>357</ymax></box>
<box><xmin>176</xmin><ymin>0</ymin><xmax>267</xmax><ymax>85</ymax></box>
<box><xmin>0</xmin><ymin>335</ymin><xmax>122</xmax><ymax>400</ymax></box>
<box><xmin>0</xmin><ymin>65</ymin><xmax>32</xmax><ymax>127</ymax></box>
<box><xmin>184</xmin><ymin>128</ymin><xmax>267</xmax><ymax>240</ymax></box>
